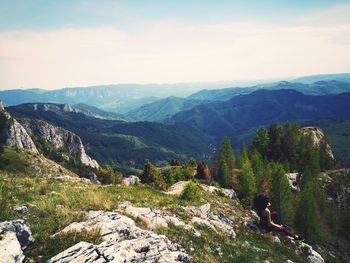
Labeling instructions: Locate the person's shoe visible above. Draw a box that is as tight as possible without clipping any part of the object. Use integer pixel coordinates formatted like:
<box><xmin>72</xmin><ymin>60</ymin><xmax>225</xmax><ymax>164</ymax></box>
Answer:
<box><xmin>294</xmin><ymin>235</ymin><xmax>305</xmax><ymax>241</ymax></box>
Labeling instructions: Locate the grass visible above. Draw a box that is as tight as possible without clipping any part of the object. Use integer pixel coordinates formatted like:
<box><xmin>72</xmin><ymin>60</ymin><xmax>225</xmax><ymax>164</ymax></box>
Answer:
<box><xmin>0</xmin><ymin>168</ymin><xmax>343</xmax><ymax>263</ymax></box>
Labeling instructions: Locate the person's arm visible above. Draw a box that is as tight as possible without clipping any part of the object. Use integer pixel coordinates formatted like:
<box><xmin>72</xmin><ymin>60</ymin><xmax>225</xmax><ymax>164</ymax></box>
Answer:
<box><xmin>265</xmin><ymin>209</ymin><xmax>282</xmax><ymax>229</ymax></box>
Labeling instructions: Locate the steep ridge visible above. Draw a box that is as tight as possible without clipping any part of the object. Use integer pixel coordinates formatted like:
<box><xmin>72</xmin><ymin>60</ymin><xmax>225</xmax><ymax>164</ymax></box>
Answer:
<box><xmin>0</xmin><ymin>101</ymin><xmax>38</xmax><ymax>153</ymax></box>
<box><xmin>20</xmin><ymin>119</ymin><xmax>99</xmax><ymax>169</ymax></box>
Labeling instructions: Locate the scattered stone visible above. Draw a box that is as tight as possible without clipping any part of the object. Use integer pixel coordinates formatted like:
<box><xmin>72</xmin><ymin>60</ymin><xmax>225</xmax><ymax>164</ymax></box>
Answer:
<box><xmin>12</xmin><ymin>205</ymin><xmax>28</xmax><ymax>214</ymax></box>
<box><xmin>272</xmin><ymin>236</ymin><xmax>281</xmax><ymax>244</ymax></box>
<box><xmin>0</xmin><ymin>220</ymin><xmax>34</xmax><ymax>263</ymax></box>
<box><xmin>121</xmin><ymin>175</ymin><xmax>140</xmax><ymax>186</ymax></box>
<box><xmin>51</xmin><ymin>211</ymin><xmax>190</xmax><ymax>263</ymax></box>
<box><xmin>297</xmin><ymin>242</ymin><xmax>325</xmax><ymax>263</ymax></box>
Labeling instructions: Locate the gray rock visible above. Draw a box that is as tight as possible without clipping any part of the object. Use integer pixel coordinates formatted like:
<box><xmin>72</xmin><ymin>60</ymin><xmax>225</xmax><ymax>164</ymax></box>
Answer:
<box><xmin>50</xmin><ymin>211</ymin><xmax>189</xmax><ymax>263</ymax></box>
<box><xmin>20</xmin><ymin>118</ymin><xmax>99</xmax><ymax>168</ymax></box>
<box><xmin>121</xmin><ymin>175</ymin><xmax>140</xmax><ymax>186</ymax></box>
<box><xmin>301</xmin><ymin>127</ymin><xmax>334</xmax><ymax>160</ymax></box>
<box><xmin>0</xmin><ymin>104</ymin><xmax>38</xmax><ymax>153</ymax></box>
<box><xmin>12</xmin><ymin>205</ymin><xmax>28</xmax><ymax>214</ymax></box>
<box><xmin>0</xmin><ymin>220</ymin><xmax>34</xmax><ymax>263</ymax></box>
<box><xmin>298</xmin><ymin>242</ymin><xmax>325</xmax><ymax>263</ymax></box>
<box><xmin>201</xmin><ymin>185</ymin><xmax>237</xmax><ymax>200</ymax></box>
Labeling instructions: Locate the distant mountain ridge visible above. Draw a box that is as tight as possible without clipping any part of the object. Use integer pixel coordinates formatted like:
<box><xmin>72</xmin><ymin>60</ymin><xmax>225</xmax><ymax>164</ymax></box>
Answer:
<box><xmin>126</xmin><ymin>96</ymin><xmax>207</xmax><ymax>122</ymax></box>
<box><xmin>188</xmin><ymin>80</ymin><xmax>350</xmax><ymax>101</ymax></box>
<box><xmin>168</xmin><ymin>89</ymin><xmax>350</xmax><ymax>140</ymax></box>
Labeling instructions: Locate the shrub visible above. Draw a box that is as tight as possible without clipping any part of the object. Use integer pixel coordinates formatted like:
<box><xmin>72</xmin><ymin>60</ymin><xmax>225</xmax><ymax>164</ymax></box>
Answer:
<box><xmin>97</xmin><ymin>166</ymin><xmax>122</xmax><ymax>184</ymax></box>
<box><xmin>180</xmin><ymin>182</ymin><xmax>201</xmax><ymax>202</ymax></box>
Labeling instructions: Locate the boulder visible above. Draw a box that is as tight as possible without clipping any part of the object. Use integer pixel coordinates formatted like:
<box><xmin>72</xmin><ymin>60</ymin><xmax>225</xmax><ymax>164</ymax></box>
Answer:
<box><xmin>121</xmin><ymin>175</ymin><xmax>140</xmax><ymax>186</ymax></box>
<box><xmin>0</xmin><ymin>220</ymin><xmax>34</xmax><ymax>263</ymax></box>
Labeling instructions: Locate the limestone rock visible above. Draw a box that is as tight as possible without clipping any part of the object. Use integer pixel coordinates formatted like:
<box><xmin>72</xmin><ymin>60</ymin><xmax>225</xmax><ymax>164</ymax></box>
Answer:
<box><xmin>121</xmin><ymin>175</ymin><xmax>140</xmax><ymax>186</ymax></box>
<box><xmin>301</xmin><ymin>127</ymin><xmax>334</xmax><ymax>159</ymax></box>
<box><xmin>297</xmin><ymin>242</ymin><xmax>325</xmax><ymax>263</ymax></box>
<box><xmin>51</xmin><ymin>211</ymin><xmax>189</xmax><ymax>263</ymax></box>
<box><xmin>0</xmin><ymin>220</ymin><xmax>34</xmax><ymax>263</ymax></box>
<box><xmin>201</xmin><ymin>185</ymin><xmax>238</xmax><ymax>200</ymax></box>
<box><xmin>286</xmin><ymin>173</ymin><xmax>300</xmax><ymax>193</ymax></box>
<box><xmin>0</xmin><ymin>103</ymin><xmax>38</xmax><ymax>153</ymax></box>
<box><xmin>165</xmin><ymin>181</ymin><xmax>190</xmax><ymax>195</ymax></box>
<box><xmin>20</xmin><ymin>119</ymin><xmax>99</xmax><ymax>168</ymax></box>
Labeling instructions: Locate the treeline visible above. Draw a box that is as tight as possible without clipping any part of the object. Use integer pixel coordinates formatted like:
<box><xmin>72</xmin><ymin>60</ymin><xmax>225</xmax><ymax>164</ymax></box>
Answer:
<box><xmin>195</xmin><ymin>122</ymin><xmax>337</xmax><ymax>244</ymax></box>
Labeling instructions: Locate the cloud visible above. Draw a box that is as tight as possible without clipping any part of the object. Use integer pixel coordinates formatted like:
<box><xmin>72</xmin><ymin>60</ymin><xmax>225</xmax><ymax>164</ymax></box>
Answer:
<box><xmin>0</xmin><ymin>6</ymin><xmax>349</xmax><ymax>89</ymax></box>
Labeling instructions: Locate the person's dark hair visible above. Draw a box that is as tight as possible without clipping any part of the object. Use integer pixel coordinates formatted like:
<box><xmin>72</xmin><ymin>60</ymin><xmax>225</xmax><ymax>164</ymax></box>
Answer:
<box><xmin>254</xmin><ymin>194</ymin><xmax>270</xmax><ymax>217</ymax></box>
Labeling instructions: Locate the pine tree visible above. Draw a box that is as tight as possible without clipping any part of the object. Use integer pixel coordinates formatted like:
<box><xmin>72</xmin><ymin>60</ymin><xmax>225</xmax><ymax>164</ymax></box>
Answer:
<box><xmin>217</xmin><ymin>159</ymin><xmax>231</xmax><ymax>188</ymax></box>
<box><xmin>281</xmin><ymin>122</ymin><xmax>300</xmax><ymax>170</ymax></box>
<box><xmin>251</xmin><ymin>127</ymin><xmax>270</xmax><ymax>156</ymax></box>
<box><xmin>218</xmin><ymin>137</ymin><xmax>235</xmax><ymax>170</ymax></box>
<box><xmin>214</xmin><ymin>137</ymin><xmax>235</xmax><ymax>187</ymax></box>
<box><xmin>140</xmin><ymin>160</ymin><xmax>159</xmax><ymax>184</ymax></box>
<box><xmin>237</xmin><ymin>142</ymin><xmax>248</xmax><ymax>169</ymax></box>
<box><xmin>237</xmin><ymin>158</ymin><xmax>257</xmax><ymax>203</ymax></box>
<box><xmin>295</xmin><ymin>180</ymin><xmax>322</xmax><ymax>244</ymax></box>
<box><xmin>268</xmin><ymin>123</ymin><xmax>283</xmax><ymax>162</ymax></box>
<box><xmin>270</xmin><ymin>163</ymin><xmax>293</xmax><ymax>225</ymax></box>
<box><xmin>250</xmin><ymin>150</ymin><xmax>266</xmax><ymax>192</ymax></box>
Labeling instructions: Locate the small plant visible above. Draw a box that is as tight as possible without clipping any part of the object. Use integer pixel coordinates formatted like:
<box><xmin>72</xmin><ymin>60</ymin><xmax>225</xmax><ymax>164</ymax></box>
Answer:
<box><xmin>180</xmin><ymin>182</ymin><xmax>201</xmax><ymax>202</ymax></box>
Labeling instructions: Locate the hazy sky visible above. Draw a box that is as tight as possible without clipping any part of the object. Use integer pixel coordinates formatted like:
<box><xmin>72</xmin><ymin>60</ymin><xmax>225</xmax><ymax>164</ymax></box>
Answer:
<box><xmin>0</xmin><ymin>0</ymin><xmax>350</xmax><ymax>89</ymax></box>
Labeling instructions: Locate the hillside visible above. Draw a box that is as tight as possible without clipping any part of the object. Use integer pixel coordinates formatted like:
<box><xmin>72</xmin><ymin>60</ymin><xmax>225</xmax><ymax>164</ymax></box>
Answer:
<box><xmin>1</xmin><ymin>146</ymin><xmax>349</xmax><ymax>262</ymax></box>
<box><xmin>169</xmin><ymin>90</ymin><xmax>350</xmax><ymax>141</ymax></box>
<box><xmin>126</xmin><ymin>96</ymin><xmax>207</xmax><ymax>122</ymax></box>
<box><xmin>7</xmin><ymin>103</ymin><xmax>213</xmax><ymax>168</ymax></box>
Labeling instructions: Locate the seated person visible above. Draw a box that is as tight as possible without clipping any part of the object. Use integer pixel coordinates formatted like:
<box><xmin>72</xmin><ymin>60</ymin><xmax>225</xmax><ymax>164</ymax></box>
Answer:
<box><xmin>253</xmin><ymin>194</ymin><xmax>302</xmax><ymax>240</ymax></box>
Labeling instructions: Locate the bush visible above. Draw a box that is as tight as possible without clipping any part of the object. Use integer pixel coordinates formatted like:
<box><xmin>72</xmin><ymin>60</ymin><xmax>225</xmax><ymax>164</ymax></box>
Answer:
<box><xmin>180</xmin><ymin>182</ymin><xmax>201</xmax><ymax>202</ymax></box>
<box><xmin>97</xmin><ymin>166</ymin><xmax>122</xmax><ymax>184</ymax></box>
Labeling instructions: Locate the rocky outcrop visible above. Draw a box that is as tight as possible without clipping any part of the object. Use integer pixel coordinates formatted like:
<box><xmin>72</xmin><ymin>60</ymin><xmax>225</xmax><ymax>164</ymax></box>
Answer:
<box><xmin>50</xmin><ymin>210</ymin><xmax>190</xmax><ymax>263</ymax></box>
<box><xmin>0</xmin><ymin>220</ymin><xmax>34</xmax><ymax>263</ymax></box>
<box><xmin>121</xmin><ymin>175</ymin><xmax>140</xmax><ymax>186</ymax></box>
<box><xmin>301</xmin><ymin>127</ymin><xmax>334</xmax><ymax>159</ymax></box>
<box><xmin>0</xmin><ymin>101</ymin><xmax>38</xmax><ymax>153</ymax></box>
<box><xmin>201</xmin><ymin>185</ymin><xmax>238</xmax><ymax>200</ymax></box>
<box><xmin>20</xmin><ymin>118</ymin><xmax>99</xmax><ymax>168</ymax></box>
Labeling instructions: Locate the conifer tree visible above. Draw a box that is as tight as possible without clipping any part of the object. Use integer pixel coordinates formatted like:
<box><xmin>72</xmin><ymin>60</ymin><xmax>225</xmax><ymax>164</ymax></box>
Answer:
<box><xmin>217</xmin><ymin>159</ymin><xmax>231</xmax><ymax>188</ymax></box>
<box><xmin>237</xmin><ymin>142</ymin><xmax>248</xmax><ymax>169</ymax></box>
<box><xmin>270</xmin><ymin>163</ymin><xmax>293</xmax><ymax>225</ymax></box>
<box><xmin>295</xmin><ymin>180</ymin><xmax>322</xmax><ymax>244</ymax></box>
<box><xmin>196</xmin><ymin>160</ymin><xmax>211</xmax><ymax>182</ymax></box>
<box><xmin>251</xmin><ymin>127</ymin><xmax>270</xmax><ymax>156</ymax></box>
<box><xmin>268</xmin><ymin>123</ymin><xmax>283</xmax><ymax>162</ymax></box>
<box><xmin>237</xmin><ymin>158</ymin><xmax>257</xmax><ymax>203</ymax></box>
<box><xmin>140</xmin><ymin>160</ymin><xmax>159</xmax><ymax>184</ymax></box>
<box><xmin>251</xmin><ymin>150</ymin><xmax>266</xmax><ymax>192</ymax></box>
<box><xmin>214</xmin><ymin>137</ymin><xmax>235</xmax><ymax>187</ymax></box>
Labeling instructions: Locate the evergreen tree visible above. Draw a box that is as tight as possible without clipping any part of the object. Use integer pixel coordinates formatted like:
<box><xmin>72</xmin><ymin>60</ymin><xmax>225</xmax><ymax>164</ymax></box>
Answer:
<box><xmin>250</xmin><ymin>150</ymin><xmax>266</xmax><ymax>192</ymax></box>
<box><xmin>217</xmin><ymin>159</ymin><xmax>231</xmax><ymax>188</ymax></box>
<box><xmin>214</xmin><ymin>137</ymin><xmax>235</xmax><ymax>187</ymax></box>
<box><xmin>237</xmin><ymin>142</ymin><xmax>248</xmax><ymax>169</ymax></box>
<box><xmin>251</xmin><ymin>127</ymin><xmax>270</xmax><ymax>156</ymax></box>
<box><xmin>237</xmin><ymin>158</ymin><xmax>257</xmax><ymax>203</ymax></box>
<box><xmin>281</xmin><ymin>123</ymin><xmax>300</xmax><ymax>170</ymax></box>
<box><xmin>268</xmin><ymin>123</ymin><xmax>283</xmax><ymax>162</ymax></box>
<box><xmin>218</xmin><ymin>137</ymin><xmax>235</xmax><ymax>170</ymax></box>
<box><xmin>270</xmin><ymin>163</ymin><xmax>293</xmax><ymax>225</ymax></box>
<box><xmin>140</xmin><ymin>160</ymin><xmax>159</xmax><ymax>184</ymax></box>
<box><xmin>295</xmin><ymin>180</ymin><xmax>322</xmax><ymax>244</ymax></box>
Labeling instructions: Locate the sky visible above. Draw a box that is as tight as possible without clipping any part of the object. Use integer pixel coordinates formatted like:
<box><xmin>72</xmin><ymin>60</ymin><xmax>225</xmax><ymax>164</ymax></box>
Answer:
<box><xmin>0</xmin><ymin>0</ymin><xmax>350</xmax><ymax>89</ymax></box>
